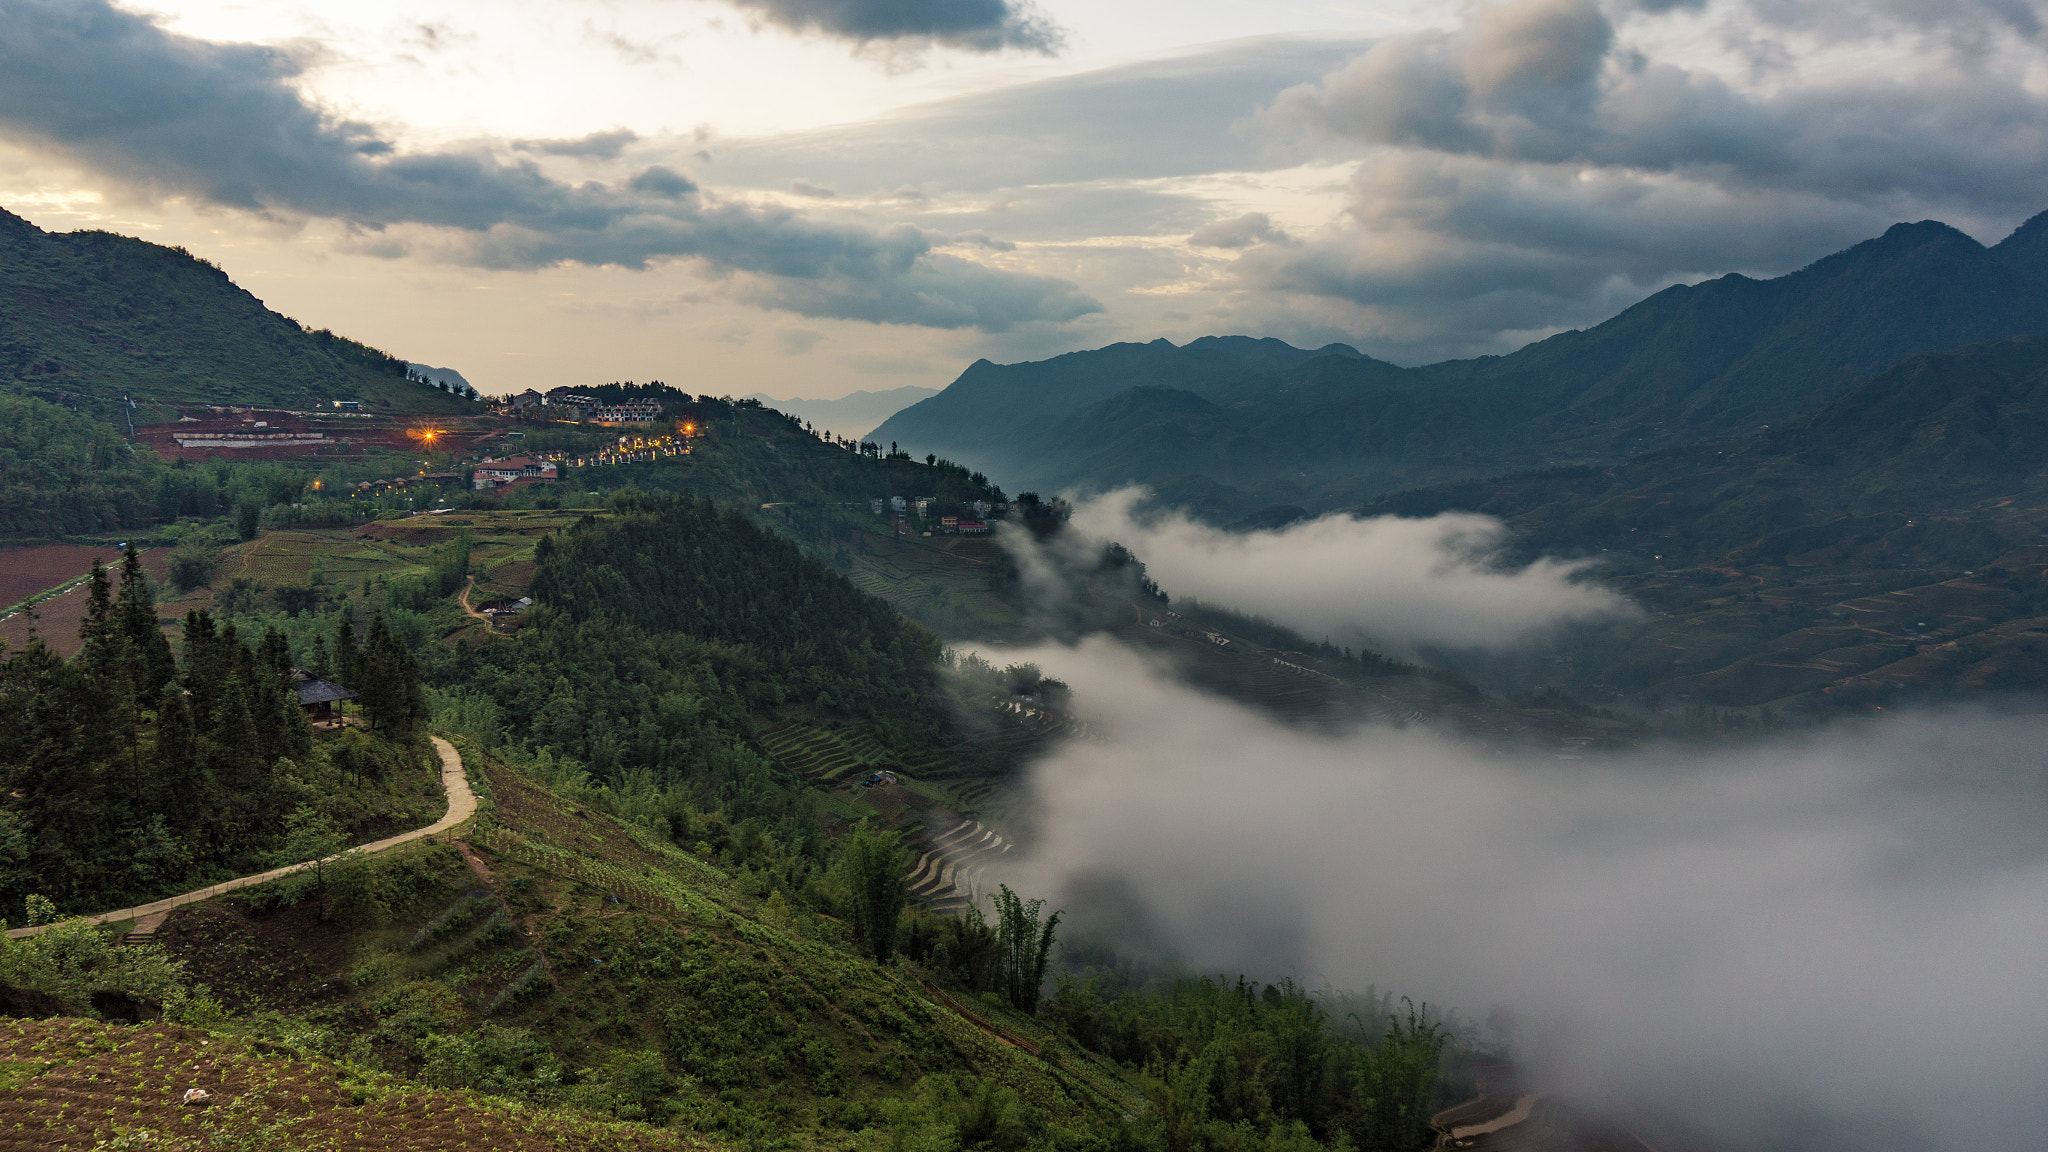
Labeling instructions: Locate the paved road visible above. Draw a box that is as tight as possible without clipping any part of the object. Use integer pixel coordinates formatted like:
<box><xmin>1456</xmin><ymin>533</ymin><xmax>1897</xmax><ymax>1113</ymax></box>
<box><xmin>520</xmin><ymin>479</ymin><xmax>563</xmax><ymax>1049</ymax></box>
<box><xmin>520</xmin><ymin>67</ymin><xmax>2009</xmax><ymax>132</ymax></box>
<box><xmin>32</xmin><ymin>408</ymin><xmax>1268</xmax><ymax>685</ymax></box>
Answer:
<box><xmin>4</xmin><ymin>736</ymin><xmax>475</xmax><ymax>940</ymax></box>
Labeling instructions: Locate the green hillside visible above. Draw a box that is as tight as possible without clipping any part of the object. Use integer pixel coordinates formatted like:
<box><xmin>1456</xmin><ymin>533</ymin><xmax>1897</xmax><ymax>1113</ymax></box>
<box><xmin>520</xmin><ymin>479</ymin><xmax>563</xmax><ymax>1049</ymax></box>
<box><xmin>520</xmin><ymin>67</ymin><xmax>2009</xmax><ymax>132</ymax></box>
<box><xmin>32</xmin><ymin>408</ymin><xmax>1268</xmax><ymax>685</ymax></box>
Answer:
<box><xmin>1359</xmin><ymin>337</ymin><xmax>2048</xmax><ymax>713</ymax></box>
<box><xmin>0</xmin><ymin>207</ymin><xmax>479</xmax><ymax>422</ymax></box>
<box><xmin>873</xmin><ymin>213</ymin><xmax>2048</xmax><ymax>516</ymax></box>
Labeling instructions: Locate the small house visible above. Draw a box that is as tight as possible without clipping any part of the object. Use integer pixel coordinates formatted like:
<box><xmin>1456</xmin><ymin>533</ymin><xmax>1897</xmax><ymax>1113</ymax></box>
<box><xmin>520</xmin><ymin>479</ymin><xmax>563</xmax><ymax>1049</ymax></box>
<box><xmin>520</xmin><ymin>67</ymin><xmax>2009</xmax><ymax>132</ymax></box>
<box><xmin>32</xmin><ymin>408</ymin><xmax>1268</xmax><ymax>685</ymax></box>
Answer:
<box><xmin>297</xmin><ymin>678</ymin><xmax>356</xmax><ymax>720</ymax></box>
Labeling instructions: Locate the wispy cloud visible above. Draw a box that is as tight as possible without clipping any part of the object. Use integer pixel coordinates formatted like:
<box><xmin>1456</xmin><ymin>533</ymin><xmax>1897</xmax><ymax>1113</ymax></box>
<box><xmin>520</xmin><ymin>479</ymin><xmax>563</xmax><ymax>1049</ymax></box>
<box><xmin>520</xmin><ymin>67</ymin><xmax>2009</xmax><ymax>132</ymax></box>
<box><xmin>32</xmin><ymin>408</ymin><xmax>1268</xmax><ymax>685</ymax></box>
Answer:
<box><xmin>1061</xmin><ymin>488</ymin><xmax>1632</xmax><ymax>653</ymax></box>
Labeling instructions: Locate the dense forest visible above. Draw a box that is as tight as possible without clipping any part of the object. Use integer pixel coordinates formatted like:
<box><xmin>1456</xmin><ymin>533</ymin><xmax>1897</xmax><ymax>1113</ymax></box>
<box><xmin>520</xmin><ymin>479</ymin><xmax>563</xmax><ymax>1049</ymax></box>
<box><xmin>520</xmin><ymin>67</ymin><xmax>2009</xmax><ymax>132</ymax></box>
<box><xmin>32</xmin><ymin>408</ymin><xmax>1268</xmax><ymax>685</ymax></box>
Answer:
<box><xmin>0</xmin><ymin>549</ymin><xmax>437</xmax><ymax>917</ymax></box>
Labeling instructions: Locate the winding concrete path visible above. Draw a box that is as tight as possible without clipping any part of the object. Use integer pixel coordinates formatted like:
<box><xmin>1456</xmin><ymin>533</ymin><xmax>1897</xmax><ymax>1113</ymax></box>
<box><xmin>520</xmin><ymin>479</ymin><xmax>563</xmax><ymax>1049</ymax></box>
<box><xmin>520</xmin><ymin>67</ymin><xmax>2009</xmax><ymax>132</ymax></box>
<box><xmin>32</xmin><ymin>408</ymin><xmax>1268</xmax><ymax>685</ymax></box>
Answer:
<box><xmin>5</xmin><ymin>736</ymin><xmax>475</xmax><ymax>940</ymax></box>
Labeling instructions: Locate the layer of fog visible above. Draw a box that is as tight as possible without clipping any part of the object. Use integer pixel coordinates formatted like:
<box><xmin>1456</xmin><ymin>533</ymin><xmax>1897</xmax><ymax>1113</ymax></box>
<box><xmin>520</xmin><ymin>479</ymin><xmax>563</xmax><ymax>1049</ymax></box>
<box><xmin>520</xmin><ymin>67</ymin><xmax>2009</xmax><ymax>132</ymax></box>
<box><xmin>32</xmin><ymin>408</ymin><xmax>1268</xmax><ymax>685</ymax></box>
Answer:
<box><xmin>1062</xmin><ymin>488</ymin><xmax>1631</xmax><ymax>654</ymax></box>
<box><xmin>979</xmin><ymin>638</ymin><xmax>2048</xmax><ymax>1151</ymax></box>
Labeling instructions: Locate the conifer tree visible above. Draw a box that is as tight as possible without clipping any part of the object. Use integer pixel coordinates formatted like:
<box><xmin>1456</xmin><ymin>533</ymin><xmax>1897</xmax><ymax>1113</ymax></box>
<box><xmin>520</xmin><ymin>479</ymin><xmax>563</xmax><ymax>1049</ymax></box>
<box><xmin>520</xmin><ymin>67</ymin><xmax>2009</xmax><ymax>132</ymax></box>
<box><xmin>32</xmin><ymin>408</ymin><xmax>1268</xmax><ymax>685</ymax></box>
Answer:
<box><xmin>75</xmin><ymin>561</ymin><xmax>116</xmax><ymax>676</ymax></box>
<box><xmin>115</xmin><ymin>548</ymin><xmax>175</xmax><ymax>705</ymax></box>
<box><xmin>334</xmin><ymin>614</ymin><xmax>361</xmax><ymax>687</ymax></box>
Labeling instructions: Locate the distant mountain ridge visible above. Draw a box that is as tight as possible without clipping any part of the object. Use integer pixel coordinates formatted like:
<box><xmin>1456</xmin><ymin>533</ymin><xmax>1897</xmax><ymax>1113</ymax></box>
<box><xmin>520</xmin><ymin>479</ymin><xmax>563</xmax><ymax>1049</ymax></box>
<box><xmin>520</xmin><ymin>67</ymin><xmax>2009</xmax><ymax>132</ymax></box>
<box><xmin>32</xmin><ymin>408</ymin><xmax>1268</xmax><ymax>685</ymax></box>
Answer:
<box><xmin>742</xmin><ymin>384</ymin><xmax>940</xmax><ymax>440</ymax></box>
<box><xmin>873</xmin><ymin>212</ymin><xmax>2048</xmax><ymax>512</ymax></box>
<box><xmin>0</xmin><ymin>207</ymin><xmax>477</xmax><ymax>422</ymax></box>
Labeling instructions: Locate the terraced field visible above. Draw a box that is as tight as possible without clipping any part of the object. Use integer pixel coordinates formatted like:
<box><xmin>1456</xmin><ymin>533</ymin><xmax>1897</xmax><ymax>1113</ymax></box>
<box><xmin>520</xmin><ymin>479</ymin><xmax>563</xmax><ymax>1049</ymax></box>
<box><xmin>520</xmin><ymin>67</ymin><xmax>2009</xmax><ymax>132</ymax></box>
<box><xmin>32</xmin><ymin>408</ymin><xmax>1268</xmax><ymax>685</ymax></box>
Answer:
<box><xmin>903</xmin><ymin>818</ymin><xmax>1015</xmax><ymax>913</ymax></box>
<box><xmin>756</xmin><ymin>723</ymin><xmax>885</xmax><ymax>783</ymax></box>
<box><xmin>843</xmin><ymin>532</ymin><xmax>1030</xmax><ymax>640</ymax></box>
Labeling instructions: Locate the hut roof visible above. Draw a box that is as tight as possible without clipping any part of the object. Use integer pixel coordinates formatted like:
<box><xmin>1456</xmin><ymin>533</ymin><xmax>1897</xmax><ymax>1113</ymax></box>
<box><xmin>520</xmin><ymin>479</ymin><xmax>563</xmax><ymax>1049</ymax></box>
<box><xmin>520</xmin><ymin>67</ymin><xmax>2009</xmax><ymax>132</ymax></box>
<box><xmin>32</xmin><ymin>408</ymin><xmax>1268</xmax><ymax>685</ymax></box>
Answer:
<box><xmin>297</xmin><ymin>679</ymin><xmax>357</xmax><ymax>706</ymax></box>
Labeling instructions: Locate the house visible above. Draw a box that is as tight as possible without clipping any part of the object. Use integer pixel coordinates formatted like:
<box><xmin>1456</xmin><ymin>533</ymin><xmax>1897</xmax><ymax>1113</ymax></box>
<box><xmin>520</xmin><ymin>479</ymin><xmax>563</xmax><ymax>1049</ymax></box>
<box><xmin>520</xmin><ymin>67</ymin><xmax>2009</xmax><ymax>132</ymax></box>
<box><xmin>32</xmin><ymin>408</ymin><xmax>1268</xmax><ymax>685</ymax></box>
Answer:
<box><xmin>472</xmin><ymin>456</ymin><xmax>559</xmax><ymax>490</ymax></box>
<box><xmin>509</xmin><ymin>389</ymin><xmax>545</xmax><ymax>410</ymax></box>
<box><xmin>957</xmin><ymin>521</ymin><xmax>989</xmax><ymax>534</ymax></box>
<box><xmin>296</xmin><ymin>677</ymin><xmax>356</xmax><ymax>721</ymax></box>
<box><xmin>592</xmin><ymin>399</ymin><xmax>663</xmax><ymax>424</ymax></box>
<box><xmin>330</xmin><ymin>399</ymin><xmax>362</xmax><ymax>410</ymax></box>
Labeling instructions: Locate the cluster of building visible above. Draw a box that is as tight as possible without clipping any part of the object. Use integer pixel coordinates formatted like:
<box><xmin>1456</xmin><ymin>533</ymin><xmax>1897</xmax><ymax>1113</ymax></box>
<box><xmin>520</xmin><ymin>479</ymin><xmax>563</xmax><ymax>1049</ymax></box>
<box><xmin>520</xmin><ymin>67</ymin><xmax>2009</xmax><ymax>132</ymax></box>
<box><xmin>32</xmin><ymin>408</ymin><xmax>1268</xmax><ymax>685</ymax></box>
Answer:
<box><xmin>472</xmin><ymin>456</ymin><xmax>560</xmax><ymax>491</ymax></box>
<box><xmin>501</xmin><ymin>388</ymin><xmax>664</xmax><ymax>425</ymax></box>
<box><xmin>870</xmin><ymin>496</ymin><xmax>1002</xmax><ymax>534</ymax></box>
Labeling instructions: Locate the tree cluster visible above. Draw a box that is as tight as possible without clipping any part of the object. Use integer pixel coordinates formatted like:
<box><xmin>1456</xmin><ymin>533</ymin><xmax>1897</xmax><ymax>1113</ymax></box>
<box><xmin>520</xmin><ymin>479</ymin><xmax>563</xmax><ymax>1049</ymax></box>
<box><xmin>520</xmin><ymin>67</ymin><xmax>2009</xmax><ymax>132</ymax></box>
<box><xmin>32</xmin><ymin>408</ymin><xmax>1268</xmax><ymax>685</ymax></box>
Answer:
<box><xmin>0</xmin><ymin>550</ymin><xmax>425</xmax><ymax>917</ymax></box>
<box><xmin>1044</xmin><ymin>977</ymin><xmax>1451</xmax><ymax>1152</ymax></box>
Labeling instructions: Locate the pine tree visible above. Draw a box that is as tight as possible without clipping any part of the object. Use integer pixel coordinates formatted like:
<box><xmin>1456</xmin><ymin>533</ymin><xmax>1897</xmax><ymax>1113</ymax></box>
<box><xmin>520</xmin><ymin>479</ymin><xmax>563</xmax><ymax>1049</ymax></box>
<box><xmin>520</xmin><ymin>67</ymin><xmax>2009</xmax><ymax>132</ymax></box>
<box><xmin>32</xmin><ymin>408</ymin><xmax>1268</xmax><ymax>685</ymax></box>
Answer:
<box><xmin>334</xmin><ymin>614</ymin><xmax>361</xmax><ymax>687</ymax></box>
<box><xmin>74</xmin><ymin>561</ymin><xmax>117</xmax><ymax>678</ymax></box>
<box><xmin>115</xmin><ymin>548</ymin><xmax>175</xmax><ymax>706</ymax></box>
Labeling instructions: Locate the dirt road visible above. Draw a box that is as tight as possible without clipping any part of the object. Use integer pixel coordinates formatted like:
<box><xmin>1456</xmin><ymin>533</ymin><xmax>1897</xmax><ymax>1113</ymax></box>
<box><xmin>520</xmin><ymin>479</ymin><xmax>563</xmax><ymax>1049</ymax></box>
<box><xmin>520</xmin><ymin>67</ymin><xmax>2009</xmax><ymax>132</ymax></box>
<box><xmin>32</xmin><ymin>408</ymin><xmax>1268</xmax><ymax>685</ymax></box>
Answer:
<box><xmin>4</xmin><ymin>736</ymin><xmax>476</xmax><ymax>940</ymax></box>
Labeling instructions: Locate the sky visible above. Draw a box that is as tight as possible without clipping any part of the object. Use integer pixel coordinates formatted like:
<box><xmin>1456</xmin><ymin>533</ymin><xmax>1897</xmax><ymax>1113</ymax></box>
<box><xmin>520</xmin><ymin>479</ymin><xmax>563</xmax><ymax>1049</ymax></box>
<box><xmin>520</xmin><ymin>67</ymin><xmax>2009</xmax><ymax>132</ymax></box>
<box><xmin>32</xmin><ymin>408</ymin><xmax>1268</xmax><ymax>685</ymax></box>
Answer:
<box><xmin>4</xmin><ymin>0</ymin><xmax>2048</xmax><ymax>398</ymax></box>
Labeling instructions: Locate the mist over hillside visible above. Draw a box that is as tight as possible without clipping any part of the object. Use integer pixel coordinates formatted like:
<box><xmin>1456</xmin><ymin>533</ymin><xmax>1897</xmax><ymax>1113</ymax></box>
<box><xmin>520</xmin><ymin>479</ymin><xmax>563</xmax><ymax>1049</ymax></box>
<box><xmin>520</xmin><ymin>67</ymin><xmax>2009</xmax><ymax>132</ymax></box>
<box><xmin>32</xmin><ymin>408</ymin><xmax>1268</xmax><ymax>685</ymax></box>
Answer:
<box><xmin>977</xmin><ymin>638</ymin><xmax>2048</xmax><ymax>1152</ymax></box>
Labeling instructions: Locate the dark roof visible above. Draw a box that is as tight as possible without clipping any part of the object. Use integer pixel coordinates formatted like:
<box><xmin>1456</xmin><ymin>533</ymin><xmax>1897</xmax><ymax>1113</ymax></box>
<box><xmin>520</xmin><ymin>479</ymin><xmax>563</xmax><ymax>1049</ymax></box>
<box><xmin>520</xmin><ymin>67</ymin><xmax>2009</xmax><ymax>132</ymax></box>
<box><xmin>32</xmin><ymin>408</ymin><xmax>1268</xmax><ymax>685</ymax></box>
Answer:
<box><xmin>297</xmin><ymin>679</ymin><xmax>357</xmax><ymax>705</ymax></box>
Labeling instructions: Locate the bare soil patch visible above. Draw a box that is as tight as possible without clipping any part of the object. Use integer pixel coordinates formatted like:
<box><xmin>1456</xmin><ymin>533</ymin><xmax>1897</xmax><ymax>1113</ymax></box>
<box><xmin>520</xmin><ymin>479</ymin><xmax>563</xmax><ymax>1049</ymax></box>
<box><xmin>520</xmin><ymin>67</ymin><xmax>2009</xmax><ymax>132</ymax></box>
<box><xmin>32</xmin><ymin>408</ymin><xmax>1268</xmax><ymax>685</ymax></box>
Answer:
<box><xmin>0</xmin><ymin>542</ymin><xmax>135</xmax><ymax>605</ymax></box>
<box><xmin>0</xmin><ymin>548</ymin><xmax>171</xmax><ymax>657</ymax></box>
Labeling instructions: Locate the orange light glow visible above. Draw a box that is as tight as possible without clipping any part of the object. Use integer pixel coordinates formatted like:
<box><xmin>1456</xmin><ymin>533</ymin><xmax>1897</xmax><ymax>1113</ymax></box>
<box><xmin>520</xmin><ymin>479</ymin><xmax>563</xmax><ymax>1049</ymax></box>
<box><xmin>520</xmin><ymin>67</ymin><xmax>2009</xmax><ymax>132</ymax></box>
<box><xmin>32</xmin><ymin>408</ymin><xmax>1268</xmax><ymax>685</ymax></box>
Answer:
<box><xmin>405</xmin><ymin>420</ymin><xmax>447</xmax><ymax>445</ymax></box>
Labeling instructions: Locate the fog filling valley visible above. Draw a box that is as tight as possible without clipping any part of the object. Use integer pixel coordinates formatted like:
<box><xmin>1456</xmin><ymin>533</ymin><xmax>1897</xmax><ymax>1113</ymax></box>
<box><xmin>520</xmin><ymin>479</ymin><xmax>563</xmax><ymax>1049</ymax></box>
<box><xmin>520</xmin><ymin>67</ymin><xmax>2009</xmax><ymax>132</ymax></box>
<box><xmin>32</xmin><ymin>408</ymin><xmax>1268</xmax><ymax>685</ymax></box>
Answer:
<box><xmin>1062</xmin><ymin>489</ymin><xmax>1633</xmax><ymax>653</ymax></box>
<box><xmin>975</xmin><ymin>503</ymin><xmax>2048</xmax><ymax>1149</ymax></box>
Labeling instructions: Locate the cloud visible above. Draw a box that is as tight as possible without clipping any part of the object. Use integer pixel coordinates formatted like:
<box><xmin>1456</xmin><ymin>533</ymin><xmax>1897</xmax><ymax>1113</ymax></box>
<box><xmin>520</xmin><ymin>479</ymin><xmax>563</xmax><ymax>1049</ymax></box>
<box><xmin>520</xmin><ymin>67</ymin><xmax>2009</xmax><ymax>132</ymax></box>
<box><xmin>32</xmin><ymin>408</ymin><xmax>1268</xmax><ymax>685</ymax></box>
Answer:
<box><xmin>701</xmin><ymin>36</ymin><xmax>1373</xmax><ymax>195</ymax></box>
<box><xmin>0</xmin><ymin>0</ymin><xmax>1096</xmax><ymax>333</ymax></box>
<box><xmin>772</xmin><ymin>327</ymin><xmax>823</xmax><ymax>354</ymax></box>
<box><xmin>1189</xmin><ymin>211</ymin><xmax>1294</xmax><ymax>249</ymax></box>
<box><xmin>1059</xmin><ymin>488</ymin><xmax>1631</xmax><ymax>653</ymax></box>
<box><xmin>1218</xmin><ymin>0</ymin><xmax>2048</xmax><ymax>359</ymax></box>
<box><xmin>986</xmin><ymin>639</ymin><xmax>2048</xmax><ymax>1151</ymax></box>
<box><xmin>788</xmin><ymin>178</ymin><xmax>837</xmax><ymax>198</ymax></box>
<box><xmin>514</xmin><ymin>128</ymin><xmax>641</xmax><ymax>161</ymax></box>
<box><xmin>718</xmin><ymin>0</ymin><xmax>1064</xmax><ymax>54</ymax></box>
<box><xmin>740</xmin><ymin>251</ymin><xmax>1101</xmax><ymax>331</ymax></box>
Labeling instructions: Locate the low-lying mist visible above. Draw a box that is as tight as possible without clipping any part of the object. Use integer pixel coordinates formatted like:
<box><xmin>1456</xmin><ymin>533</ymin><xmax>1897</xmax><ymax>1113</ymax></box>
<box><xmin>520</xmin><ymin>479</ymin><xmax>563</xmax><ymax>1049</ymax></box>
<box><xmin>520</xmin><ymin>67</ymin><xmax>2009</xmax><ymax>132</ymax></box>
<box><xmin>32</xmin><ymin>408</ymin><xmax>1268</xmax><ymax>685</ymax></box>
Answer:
<box><xmin>976</xmin><ymin>638</ymin><xmax>2048</xmax><ymax>1152</ymax></box>
<box><xmin>1061</xmin><ymin>489</ymin><xmax>1632</xmax><ymax>653</ymax></box>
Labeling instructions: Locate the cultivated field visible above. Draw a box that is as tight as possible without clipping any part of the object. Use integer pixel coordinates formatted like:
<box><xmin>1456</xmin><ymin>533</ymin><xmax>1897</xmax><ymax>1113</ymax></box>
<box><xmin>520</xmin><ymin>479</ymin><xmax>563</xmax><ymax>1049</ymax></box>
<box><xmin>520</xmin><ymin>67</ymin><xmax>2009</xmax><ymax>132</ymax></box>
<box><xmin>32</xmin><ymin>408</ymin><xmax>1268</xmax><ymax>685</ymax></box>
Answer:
<box><xmin>0</xmin><ymin>1017</ymin><xmax>705</xmax><ymax>1151</ymax></box>
<box><xmin>0</xmin><ymin>546</ymin><xmax>171</xmax><ymax>657</ymax></box>
<box><xmin>0</xmin><ymin>542</ymin><xmax>142</xmax><ymax>607</ymax></box>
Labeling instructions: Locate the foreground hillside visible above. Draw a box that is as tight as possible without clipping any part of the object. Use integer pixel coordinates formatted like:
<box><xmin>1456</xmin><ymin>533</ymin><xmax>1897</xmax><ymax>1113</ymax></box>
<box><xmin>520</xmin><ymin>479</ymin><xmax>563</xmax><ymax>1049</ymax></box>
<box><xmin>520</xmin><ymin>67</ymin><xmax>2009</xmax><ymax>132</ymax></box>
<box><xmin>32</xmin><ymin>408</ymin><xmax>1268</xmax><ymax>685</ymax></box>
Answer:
<box><xmin>0</xmin><ymin>207</ymin><xmax>478</xmax><ymax>422</ymax></box>
<box><xmin>0</xmin><ymin>1016</ymin><xmax>702</xmax><ymax>1151</ymax></box>
<box><xmin>874</xmin><ymin>212</ymin><xmax>2048</xmax><ymax>516</ymax></box>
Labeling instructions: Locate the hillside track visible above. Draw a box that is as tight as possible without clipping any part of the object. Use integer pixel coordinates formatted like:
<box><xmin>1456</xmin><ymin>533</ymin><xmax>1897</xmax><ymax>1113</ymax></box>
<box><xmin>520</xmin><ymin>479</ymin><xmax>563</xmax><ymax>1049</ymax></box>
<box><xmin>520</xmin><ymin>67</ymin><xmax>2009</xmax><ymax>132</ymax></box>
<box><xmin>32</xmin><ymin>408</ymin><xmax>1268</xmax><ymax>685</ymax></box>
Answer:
<box><xmin>5</xmin><ymin>736</ymin><xmax>475</xmax><ymax>940</ymax></box>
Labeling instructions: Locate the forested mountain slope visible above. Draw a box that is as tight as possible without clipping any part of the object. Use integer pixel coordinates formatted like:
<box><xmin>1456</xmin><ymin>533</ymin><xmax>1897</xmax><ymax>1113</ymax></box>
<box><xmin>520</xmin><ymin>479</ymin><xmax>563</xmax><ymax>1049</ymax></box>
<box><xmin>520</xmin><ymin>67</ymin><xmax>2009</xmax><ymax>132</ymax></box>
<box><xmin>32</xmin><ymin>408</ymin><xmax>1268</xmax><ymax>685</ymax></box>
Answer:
<box><xmin>874</xmin><ymin>212</ymin><xmax>2048</xmax><ymax>515</ymax></box>
<box><xmin>1363</xmin><ymin>337</ymin><xmax>2048</xmax><ymax>712</ymax></box>
<box><xmin>0</xmin><ymin>207</ymin><xmax>478</xmax><ymax>421</ymax></box>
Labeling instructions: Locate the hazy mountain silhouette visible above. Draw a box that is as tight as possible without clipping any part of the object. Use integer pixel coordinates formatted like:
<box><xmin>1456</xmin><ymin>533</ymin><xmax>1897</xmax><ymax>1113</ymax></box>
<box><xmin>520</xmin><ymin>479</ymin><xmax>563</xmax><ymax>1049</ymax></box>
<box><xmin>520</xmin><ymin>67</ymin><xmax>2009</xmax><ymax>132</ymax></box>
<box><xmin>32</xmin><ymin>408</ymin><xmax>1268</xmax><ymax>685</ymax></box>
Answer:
<box><xmin>874</xmin><ymin>212</ymin><xmax>2048</xmax><ymax>511</ymax></box>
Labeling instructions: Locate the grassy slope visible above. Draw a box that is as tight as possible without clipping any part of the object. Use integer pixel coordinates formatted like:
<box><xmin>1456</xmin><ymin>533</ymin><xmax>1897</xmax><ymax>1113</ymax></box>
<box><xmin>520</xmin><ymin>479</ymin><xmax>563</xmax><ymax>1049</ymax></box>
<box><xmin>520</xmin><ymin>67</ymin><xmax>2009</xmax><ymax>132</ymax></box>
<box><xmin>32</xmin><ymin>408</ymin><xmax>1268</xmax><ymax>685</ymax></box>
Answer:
<box><xmin>0</xmin><ymin>208</ymin><xmax>478</xmax><ymax>422</ymax></box>
<box><xmin>139</xmin><ymin>748</ymin><xmax>1141</xmax><ymax>1150</ymax></box>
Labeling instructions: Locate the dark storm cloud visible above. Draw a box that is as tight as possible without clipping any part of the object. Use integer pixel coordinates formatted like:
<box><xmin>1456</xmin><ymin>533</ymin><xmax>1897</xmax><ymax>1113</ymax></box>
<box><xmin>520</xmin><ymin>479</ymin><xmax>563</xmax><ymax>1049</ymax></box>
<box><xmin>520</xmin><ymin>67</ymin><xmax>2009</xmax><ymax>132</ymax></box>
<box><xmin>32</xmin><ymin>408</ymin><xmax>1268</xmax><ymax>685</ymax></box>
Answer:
<box><xmin>1219</xmin><ymin>0</ymin><xmax>2048</xmax><ymax>361</ymax></box>
<box><xmin>0</xmin><ymin>0</ymin><xmax>1097</xmax><ymax>332</ymax></box>
<box><xmin>719</xmin><ymin>0</ymin><xmax>1063</xmax><ymax>53</ymax></box>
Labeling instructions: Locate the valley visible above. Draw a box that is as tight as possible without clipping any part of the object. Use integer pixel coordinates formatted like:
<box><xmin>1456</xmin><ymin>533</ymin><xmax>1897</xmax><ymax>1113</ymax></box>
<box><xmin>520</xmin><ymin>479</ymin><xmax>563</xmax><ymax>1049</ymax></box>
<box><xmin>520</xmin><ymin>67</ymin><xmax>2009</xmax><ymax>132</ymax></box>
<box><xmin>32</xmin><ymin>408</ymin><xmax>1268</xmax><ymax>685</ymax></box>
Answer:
<box><xmin>3</xmin><ymin>192</ymin><xmax>2046</xmax><ymax>1152</ymax></box>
